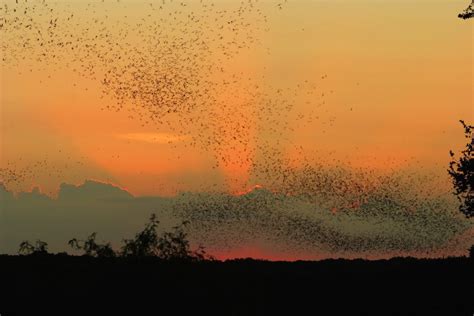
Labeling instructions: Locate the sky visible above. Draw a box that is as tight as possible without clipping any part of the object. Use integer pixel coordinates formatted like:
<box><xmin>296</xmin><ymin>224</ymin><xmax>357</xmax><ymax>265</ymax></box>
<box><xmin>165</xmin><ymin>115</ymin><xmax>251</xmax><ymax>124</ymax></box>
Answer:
<box><xmin>0</xmin><ymin>0</ymin><xmax>473</xmax><ymax>259</ymax></box>
<box><xmin>1</xmin><ymin>0</ymin><xmax>472</xmax><ymax>196</ymax></box>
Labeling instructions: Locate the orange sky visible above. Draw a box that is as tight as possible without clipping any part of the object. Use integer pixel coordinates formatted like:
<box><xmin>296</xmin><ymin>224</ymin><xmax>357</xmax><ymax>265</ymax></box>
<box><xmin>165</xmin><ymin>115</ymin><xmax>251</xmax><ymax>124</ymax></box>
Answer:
<box><xmin>1</xmin><ymin>0</ymin><xmax>472</xmax><ymax>196</ymax></box>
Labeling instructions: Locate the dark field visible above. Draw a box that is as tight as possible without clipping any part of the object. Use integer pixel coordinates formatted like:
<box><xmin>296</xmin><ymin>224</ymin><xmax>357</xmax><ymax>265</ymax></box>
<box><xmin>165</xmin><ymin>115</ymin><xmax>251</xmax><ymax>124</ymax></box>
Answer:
<box><xmin>1</xmin><ymin>255</ymin><xmax>473</xmax><ymax>316</ymax></box>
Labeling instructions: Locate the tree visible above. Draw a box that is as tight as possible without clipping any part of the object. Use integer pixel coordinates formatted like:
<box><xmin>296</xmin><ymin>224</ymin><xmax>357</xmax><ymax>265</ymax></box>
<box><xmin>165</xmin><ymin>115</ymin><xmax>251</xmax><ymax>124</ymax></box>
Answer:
<box><xmin>68</xmin><ymin>233</ymin><xmax>116</xmax><ymax>258</ymax></box>
<box><xmin>448</xmin><ymin>120</ymin><xmax>474</xmax><ymax>218</ymax></box>
<box><xmin>15</xmin><ymin>214</ymin><xmax>213</xmax><ymax>260</ymax></box>
<box><xmin>18</xmin><ymin>240</ymin><xmax>49</xmax><ymax>255</ymax></box>
<box><xmin>156</xmin><ymin>220</ymin><xmax>214</xmax><ymax>261</ymax></box>
<box><xmin>156</xmin><ymin>220</ymin><xmax>212</xmax><ymax>261</ymax></box>
<box><xmin>121</xmin><ymin>214</ymin><xmax>161</xmax><ymax>257</ymax></box>
<box><xmin>121</xmin><ymin>214</ymin><xmax>213</xmax><ymax>261</ymax></box>
<box><xmin>458</xmin><ymin>1</ymin><xmax>474</xmax><ymax>19</ymax></box>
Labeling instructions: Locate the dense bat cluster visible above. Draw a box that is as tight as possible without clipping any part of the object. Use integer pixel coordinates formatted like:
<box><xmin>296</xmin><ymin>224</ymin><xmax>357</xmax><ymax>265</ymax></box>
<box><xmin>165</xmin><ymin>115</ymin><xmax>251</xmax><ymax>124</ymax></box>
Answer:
<box><xmin>174</xmin><ymin>163</ymin><xmax>468</xmax><ymax>256</ymax></box>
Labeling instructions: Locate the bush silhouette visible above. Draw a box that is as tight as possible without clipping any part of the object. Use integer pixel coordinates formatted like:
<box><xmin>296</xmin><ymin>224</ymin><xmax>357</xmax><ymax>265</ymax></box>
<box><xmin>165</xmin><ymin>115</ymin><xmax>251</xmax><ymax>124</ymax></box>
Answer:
<box><xmin>68</xmin><ymin>233</ymin><xmax>116</xmax><ymax>258</ymax></box>
<box><xmin>16</xmin><ymin>215</ymin><xmax>212</xmax><ymax>260</ymax></box>
<box><xmin>18</xmin><ymin>240</ymin><xmax>49</xmax><ymax>256</ymax></box>
<box><xmin>121</xmin><ymin>214</ymin><xmax>213</xmax><ymax>261</ymax></box>
<box><xmin>121</xmin><ymin>214</ymin><xmax>161</xmax><ymax>257</ymax></box>
<box><xmin>155</xmin><ymin>221</ymin><xmax>191</xmax><ymax>260</ymax></box>
<box><xmin>156</xmin><ymin>220</ymin><xmax>213</xmax><ymax>261</ymax></box>
<box><xmin>448</xmin><ymin>120</ymin><xmax>474</xmax><ymax>218</ymax></box>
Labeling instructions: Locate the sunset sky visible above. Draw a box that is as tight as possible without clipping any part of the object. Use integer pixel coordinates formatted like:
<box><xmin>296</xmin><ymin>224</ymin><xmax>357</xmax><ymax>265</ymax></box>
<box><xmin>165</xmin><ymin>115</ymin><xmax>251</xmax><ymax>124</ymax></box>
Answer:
<box><xmin>1</xmin><ymin>0</ymin><xmax>473</xmax><ymax>260</ymax></box>
<box><xmin>1</xmin><ymin>0</ymin><xmax>472</xmax><ymax>197</ymax></box>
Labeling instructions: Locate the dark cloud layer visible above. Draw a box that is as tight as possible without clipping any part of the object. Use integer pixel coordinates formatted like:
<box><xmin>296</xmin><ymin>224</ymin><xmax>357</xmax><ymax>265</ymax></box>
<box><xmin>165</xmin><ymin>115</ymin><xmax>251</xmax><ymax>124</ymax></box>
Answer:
<box><xmin>1</xmin><ymin>177</ymin><xmax>471</xmax><ymax>259</ymax></box>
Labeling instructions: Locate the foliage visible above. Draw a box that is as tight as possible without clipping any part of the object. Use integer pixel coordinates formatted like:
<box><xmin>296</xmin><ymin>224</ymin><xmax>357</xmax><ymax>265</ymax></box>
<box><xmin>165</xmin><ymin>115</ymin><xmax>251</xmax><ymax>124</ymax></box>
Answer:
<box><xmin>121</xmin><ymin>214</ymin><xmax>161</xmax><ymax>257</ymax></box>
<box><xmin>17</xmin><ymin>214</ymin><xmax>212</xmax><ymax>260</ymax></box>
<box><xmin>121</xmin><ymin>214</ymin><xmax>213</xmax><ymax>261</ymax></box>
<box><xmin>448</xmin><ymin>120</ymin><xmax>474</xmax><ymax>218</ymax></box>
<box><xmin>157</xmin><ymin>220</ymin><xmax>213</xmax><ymax>261</ymax></box>
<box><xmin>68</xmin><ymin>233</ymin><xmax>116</xmax><ymax>258</ymax></box>
<box><xmin>18</xmin><ymin>240</ymin><xmax>49</xmax><ymax>255</ymax></box>
<box><xmin>156</xmin><ymin>220</ymin><xmax>193</xmax><ymax>260</ymax></box>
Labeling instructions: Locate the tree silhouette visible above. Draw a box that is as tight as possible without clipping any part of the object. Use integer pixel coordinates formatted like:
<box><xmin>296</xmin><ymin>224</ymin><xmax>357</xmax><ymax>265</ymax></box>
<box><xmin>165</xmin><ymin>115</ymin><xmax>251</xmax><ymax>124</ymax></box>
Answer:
<box><xmin>121</xmin><ymin>214</ymin><xmax>161</xmax><ymax>257</ymax></box>
<box><xmin>157</xmin><ymin>221</ymin><xmax>192</xmax><ymax>260</ymax></box>
<box><xmin>458</xmin><ymin>1</ymin><xmax>474</xmax><ymax>19</ymax></box>
<box><xmin>121</xmin><ymin>214</ymin><xmax>213</xmax><ymax>261</ymax></box>
<box><xmin>448</xmin><ymin>120</ymin><xmax>474</xmax><ymax>218</ymax></box>
<box><xmin>14</xmin><ymin>215</ymin><xmax>212</xmax><ymax>260</ymax></box>
<box><xmin>68</xmin><ymin>233</ymin><xmax>116</xmax><ymax>258</ymax></box>
<box><xmin>156</xmin><ymin>220</ymin><xmax>214</xmax><ymax>261</ymax></box>
<box><xmin>18</xmin><ymin>240</ymin><xmax>49</xmax><ymax>255</ymax></box>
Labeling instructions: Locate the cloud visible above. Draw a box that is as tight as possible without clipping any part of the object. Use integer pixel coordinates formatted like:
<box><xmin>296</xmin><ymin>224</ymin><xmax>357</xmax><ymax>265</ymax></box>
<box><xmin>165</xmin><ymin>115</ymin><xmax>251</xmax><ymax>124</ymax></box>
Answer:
<box><xmin>0</xmin><ymin>180</ymin><xmax>472</xmax><ymax>259</ymax></box>
<box><xmin>58</xmin><ymin>180</ymin><xmax>133</xmax><ymax>201</ymax></box>
<box><xmin>117</xmin><ymin>132</ymin><xmax>189</xmax><ymax>144</ymax></box>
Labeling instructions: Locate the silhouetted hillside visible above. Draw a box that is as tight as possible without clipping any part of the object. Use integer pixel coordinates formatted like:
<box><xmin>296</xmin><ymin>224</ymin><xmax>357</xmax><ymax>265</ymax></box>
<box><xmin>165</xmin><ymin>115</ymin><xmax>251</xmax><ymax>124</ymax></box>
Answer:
<box><xmin>1</xmin><ymin>256</ymin><xmax>472</xmax><ymax>316</ymax></box>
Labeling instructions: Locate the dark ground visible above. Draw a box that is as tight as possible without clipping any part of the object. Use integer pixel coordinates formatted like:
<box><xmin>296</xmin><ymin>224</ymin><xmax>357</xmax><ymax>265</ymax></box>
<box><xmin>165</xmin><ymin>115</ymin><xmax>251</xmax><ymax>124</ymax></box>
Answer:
<box><xmin>1</xmin><ymin>255</ymin><xmax>473</xmax><ymax>316</ymax></box>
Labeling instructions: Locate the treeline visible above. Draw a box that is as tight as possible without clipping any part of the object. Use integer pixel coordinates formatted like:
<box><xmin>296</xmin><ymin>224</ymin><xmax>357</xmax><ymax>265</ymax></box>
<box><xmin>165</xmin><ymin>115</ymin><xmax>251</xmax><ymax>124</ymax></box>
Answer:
<box><xmin>15</xmin><ymin>213</ymin><xmax>474</xmax><ymax>260</ymax></box>
<box><xmin>18</xmin><ymin>214</ymin><xmax>213</xmax><ymax>261</ymax></box>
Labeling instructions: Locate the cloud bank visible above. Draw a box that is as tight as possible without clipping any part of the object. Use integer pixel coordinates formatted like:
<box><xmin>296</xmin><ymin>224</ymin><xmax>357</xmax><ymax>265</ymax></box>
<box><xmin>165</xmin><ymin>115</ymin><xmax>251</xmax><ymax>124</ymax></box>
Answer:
<box><xmin>1</xmin><ymin>179</ymin><xmax>472</xmax><ymax>260</ymax></box>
